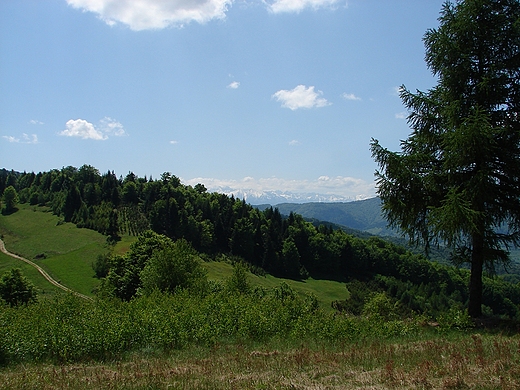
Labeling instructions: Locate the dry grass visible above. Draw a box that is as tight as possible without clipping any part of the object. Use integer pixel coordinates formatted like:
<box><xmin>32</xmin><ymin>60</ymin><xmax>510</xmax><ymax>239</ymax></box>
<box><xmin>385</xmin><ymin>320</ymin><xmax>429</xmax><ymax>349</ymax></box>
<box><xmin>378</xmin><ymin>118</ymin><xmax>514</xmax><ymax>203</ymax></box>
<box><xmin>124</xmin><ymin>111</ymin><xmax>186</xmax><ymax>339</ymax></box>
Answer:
<box><xmin>1</xmin><ymin>333</ymin><xmax>519</xmax><ymax>389</ymax></box>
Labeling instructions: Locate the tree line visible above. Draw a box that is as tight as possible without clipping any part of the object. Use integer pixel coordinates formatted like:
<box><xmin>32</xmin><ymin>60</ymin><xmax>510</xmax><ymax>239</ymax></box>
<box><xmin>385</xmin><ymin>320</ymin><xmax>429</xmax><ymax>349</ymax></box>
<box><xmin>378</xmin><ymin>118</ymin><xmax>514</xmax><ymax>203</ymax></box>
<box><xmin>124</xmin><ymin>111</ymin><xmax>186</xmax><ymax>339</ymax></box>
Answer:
<box><xmin>1</xmin><ymin>166</ymin><xmax>520</xmax><ymax>318</ymax></box>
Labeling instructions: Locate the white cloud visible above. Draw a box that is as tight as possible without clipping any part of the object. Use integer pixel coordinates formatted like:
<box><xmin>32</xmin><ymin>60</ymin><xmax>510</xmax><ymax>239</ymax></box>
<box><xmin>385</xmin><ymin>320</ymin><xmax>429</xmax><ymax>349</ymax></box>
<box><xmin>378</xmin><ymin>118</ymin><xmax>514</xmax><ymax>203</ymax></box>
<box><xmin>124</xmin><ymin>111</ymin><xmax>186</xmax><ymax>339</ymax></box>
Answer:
<box><xmin>59</xmin><ymin>118</ymin><xmax>126</xmax><ymax>140</ymax></box>
<box><xmin>227</xmin><ymin>81</ymin><xmax>240</xmax><ymax>89</ymax></box>
<box><xmin>66</xmin><ymin>0</ymin><xmax>347</xmax><ymax>30</ymax></box>
<box><xmin>342</xmin><ymin>93</ymin><xmax>361</xmax><ymax>101</ymax></box>
<box><xmin>170</xmin><ymin>140</ymin><xmax>179</xmax><ymax>144</ymax></box>
<box><xmin>395</xmin><ymin>112</ymin><xmax>407</xmax><ymax>120</ymax></box>
<box><xmin>29</xmin><ymin>119</ymin><xmax>44</xmax><ymax>125</ymax></box>
<box><xmin>183</xmin><ymin>175</ymin><xmax>376</xmax><ymax>200</ymax></box>
<box><xmin>272</xmin><ymin>85</ymin><xmax>331</xmax><ymax>110</ymax></box>
<box><xmin>266</xmin><ymin>0</ymin><xmax>342</xmax><ymax>13</ymax></box>
<box><xmin>2</xmin><ymin>136</ymin><xmax>18</xmax><ymax>143</ymax></box>
<box><xmin>100</xmin><ymin>117</ymin><xmax>127</xmax><ymax>136</ymax></box>
<box><xmin>289</xmin><ymin>139</ymin><xmax>300</xmax><ymax>146</ymax></box>
<box><xmin>59</xmin><ymin>119</ymin><xmax>108</xmax><ymax>140</ymax></box>
<box><xmin>22</xmin><ymin>133</ymin><xmax>38</xmax><ymax>144</ymax></box>
<box><xmin>2</xmin><ymin>133</ymin><xmax>38</xmax><ymax>144</ymax></box>
<box><xmin>66</xmin><ymin>0</ymin><xmax>233</xmax><ymax>30</ymax></box>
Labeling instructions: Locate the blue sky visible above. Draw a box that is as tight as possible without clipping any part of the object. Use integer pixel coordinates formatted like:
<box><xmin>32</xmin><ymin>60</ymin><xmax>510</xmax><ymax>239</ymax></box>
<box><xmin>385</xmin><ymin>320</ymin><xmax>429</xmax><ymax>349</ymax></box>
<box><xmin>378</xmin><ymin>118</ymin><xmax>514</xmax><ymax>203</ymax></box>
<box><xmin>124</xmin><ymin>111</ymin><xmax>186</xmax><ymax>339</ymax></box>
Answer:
<box><xmin>1</xmin><ymin>0</ymin><xmax>445</xmax><ymax>201</ymax></box>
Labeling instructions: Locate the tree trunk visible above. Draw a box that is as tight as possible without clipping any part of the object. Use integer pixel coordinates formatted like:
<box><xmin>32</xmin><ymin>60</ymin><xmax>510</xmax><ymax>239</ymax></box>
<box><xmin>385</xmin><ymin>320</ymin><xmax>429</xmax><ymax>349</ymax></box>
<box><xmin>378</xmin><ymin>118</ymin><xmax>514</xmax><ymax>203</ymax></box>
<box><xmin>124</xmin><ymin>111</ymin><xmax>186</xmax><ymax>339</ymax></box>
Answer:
<box><xmin>468</xmin><ymin>233</ymin><xmax>484</xmax><ymax>318</ymax></box>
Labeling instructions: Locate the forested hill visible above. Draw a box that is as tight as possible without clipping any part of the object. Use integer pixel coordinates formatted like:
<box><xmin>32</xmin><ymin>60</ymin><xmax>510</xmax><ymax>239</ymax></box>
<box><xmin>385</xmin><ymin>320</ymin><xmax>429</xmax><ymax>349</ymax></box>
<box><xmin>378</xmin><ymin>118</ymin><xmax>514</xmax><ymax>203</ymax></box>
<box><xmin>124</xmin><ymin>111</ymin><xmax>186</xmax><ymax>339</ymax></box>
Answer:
<box><xmin>268</xmin><ymin>198</ymin><xmax>520</xmax><ymax>278</ymax></box>
<box><xmin>262</xmin><ymin>197</ymin><xmax>396</xmax><ymax>237</ymax></box>
<box><xmin>2</xmin><ymin>166</ymin><xmax>520</xmax><ymax>318</ymax></box>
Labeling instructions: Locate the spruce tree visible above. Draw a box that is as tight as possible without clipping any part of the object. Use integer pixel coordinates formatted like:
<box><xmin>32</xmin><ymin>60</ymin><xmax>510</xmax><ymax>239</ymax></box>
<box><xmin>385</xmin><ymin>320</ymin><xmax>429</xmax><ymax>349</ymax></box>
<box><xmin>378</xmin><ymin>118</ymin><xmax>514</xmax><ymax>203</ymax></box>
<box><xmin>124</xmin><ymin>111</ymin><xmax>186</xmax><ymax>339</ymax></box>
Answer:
<box><xmin>371</xmin><ymin>0</ymin><xmax>520</xmax><ymax>317</ymax></box>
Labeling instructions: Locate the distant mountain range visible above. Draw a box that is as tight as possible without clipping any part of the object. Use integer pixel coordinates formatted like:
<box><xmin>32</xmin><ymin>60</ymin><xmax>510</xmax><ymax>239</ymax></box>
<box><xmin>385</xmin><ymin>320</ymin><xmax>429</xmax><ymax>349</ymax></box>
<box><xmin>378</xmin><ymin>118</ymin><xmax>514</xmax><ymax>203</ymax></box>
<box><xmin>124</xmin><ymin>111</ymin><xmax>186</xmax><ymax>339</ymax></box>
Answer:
<box><xmin>256</xmin><ymin>197</ymin><xmax>397</xmax><ymax>237</ymax></box>
<box><xmin>213</xmin><ymin>187</ymin><xmax>361</xmax><ymax>205</ymax></box>
<box><xmin>212</xmin><ymin>188</ymin><xmax>395</xmax><ymax>235</ymax></box>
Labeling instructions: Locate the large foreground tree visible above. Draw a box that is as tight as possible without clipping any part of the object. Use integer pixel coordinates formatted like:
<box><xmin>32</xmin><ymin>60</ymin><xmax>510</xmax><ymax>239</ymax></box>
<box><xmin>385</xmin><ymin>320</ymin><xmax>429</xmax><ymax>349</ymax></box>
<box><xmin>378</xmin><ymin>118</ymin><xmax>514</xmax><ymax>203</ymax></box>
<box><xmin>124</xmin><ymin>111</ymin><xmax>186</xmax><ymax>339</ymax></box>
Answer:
<box><xmin>371</xmin><ymin>0</ymin><xmax>520</xmax><ymax>317</ymax></box>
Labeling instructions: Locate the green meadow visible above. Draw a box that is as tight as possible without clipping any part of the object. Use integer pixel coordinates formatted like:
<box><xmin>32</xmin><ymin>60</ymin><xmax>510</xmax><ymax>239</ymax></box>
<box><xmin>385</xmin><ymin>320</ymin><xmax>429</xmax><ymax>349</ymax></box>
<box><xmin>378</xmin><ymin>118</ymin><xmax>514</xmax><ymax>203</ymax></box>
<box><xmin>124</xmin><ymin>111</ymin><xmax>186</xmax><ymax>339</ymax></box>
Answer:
<box><xmin>0</xmin><ymin>204</ymin><xmax>107</xmax><ymax>297</ymax></box>
<box><xmin>0</xmin><ymin>251</ymin><xmax>62</xmax><ymax>298</ymax></box>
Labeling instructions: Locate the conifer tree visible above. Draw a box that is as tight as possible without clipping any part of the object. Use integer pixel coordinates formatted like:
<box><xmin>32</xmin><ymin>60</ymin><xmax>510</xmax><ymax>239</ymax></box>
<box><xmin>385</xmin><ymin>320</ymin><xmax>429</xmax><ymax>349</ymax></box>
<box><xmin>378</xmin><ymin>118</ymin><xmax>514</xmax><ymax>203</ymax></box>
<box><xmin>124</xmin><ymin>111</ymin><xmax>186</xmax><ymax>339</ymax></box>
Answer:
<box><xmin>371</xmin><ymin>0</ymin><xmax>520</xmax><ymax>317</ymax></box>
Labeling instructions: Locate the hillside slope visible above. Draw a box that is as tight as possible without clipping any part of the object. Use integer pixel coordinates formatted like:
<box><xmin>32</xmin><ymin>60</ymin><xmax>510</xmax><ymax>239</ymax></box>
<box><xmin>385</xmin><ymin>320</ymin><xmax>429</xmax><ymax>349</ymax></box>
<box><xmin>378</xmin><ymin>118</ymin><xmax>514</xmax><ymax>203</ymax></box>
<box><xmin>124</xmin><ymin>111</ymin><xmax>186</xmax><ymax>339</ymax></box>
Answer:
<box><xmin>271</xmin><ymin>197</ymin><xmax>396</xmax><ymax>236</ymax></box>
<box><xmin>269</xmin><ymin>198</ymin><xmax>520</xmax><ymax>279</ymax></box>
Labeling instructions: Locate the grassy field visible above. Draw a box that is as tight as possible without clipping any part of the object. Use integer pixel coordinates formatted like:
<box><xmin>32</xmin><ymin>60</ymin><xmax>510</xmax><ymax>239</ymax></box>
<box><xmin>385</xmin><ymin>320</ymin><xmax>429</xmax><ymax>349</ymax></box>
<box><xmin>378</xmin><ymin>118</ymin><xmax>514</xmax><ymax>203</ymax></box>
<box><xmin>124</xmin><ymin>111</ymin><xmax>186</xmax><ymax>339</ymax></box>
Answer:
<box><xmin>0</xmin><ymin>251</ymin><xmax>62</xmax><ymax>298</ymax></box>
<box><xmin>0</xmin><ymin>204</ymin><xmax>107</xmax><ymax>297</ymax></box>
<box><xmin>1</xmin><ymin>332</ymin><xmax>519</xmax><ymax>389</ymax></box>
<box><xmin>113</xmin><ymin>234</ymin><xmax>138</xmax><ymax>255</ymax></box>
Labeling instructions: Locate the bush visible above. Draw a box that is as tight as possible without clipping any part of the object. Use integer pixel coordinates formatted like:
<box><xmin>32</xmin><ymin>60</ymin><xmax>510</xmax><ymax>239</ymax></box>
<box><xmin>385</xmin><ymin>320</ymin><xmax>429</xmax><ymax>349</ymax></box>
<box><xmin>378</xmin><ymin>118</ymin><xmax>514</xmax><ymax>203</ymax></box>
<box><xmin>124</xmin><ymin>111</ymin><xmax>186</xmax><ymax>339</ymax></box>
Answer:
<box><xmin>226</xmin><ymin>262</ymin><xmax>251</xmax><ymax>294</ymax></box>
<box><xmin>139</xmin><ymin>239</ymin><xmax>207</xmax><ymax>295</ymax></box>
<box><xmin>0</xmin><ymin>284</ymin><xmax>437</xmax><ymax>365</ymax></box>
<box><xmin>0</xmin><ymin>268</ymin><xmax>37</xmax><ymax>307</ymax></box>
<box><xmin>362</xmin><ymin>292</ymin><xmax>400</xmax><ymax>321</ymax></box>
<box><xmin>92</xmin><ymin>253</ymin><xmax>111</xmax><ymax>279</ymax></box>
<box><xmin>438</xmin><ymin>307</ymin><xmax>474</xmax><ymax>330</ymax></box>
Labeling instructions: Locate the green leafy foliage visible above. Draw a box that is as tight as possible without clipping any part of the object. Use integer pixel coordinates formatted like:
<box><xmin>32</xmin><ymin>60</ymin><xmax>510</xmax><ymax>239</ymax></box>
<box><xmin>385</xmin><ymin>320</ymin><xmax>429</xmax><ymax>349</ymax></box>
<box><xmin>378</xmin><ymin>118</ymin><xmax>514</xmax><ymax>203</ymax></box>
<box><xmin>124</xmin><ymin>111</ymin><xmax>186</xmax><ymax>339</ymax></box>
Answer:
<box><xmin>92</xmin><ymin>253</ymin><xmax>110</xmax><ymax>279</ymax></box>
<box><xmin>0</xmin><ymin>285</ymin><xmax>425</xmax><ymax>366</ymax></box>
<box><xmin>1</xmin><ymin>186</ymin><xmax>18</xmax><ymax>215</ymax></box>
<box><xmin>0</xmin><ymin>268</ymin><xmax>37</xmax><ymax>307</ymax></box>
<box><xmin>362</xmin><ymin>292</ymin><xmax>400</xmax><ymax>321</ymax></box>
<box><xmin>225</xmin><ymin>261</ymin><xmax>251</xmax><ymax>294</ymax></box>
<box><xmin>101</xmin><ymin>230</ymin><xmax>174</xmax><ymax>300</ymax></box>
<box><xmin>140</xmin><ymin>239</ymin><xmax>207</xmax><ymax>295</ymax></box>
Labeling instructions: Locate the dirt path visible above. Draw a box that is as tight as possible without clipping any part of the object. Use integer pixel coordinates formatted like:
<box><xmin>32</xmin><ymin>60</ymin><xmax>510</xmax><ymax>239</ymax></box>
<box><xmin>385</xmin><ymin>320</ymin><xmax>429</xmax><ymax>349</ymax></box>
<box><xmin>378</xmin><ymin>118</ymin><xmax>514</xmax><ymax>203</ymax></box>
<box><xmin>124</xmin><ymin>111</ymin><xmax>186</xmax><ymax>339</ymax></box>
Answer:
<box><xmin>0</xmin><ymin>238</ymin><xmax>93</xmax><ymax>301</ymax></box>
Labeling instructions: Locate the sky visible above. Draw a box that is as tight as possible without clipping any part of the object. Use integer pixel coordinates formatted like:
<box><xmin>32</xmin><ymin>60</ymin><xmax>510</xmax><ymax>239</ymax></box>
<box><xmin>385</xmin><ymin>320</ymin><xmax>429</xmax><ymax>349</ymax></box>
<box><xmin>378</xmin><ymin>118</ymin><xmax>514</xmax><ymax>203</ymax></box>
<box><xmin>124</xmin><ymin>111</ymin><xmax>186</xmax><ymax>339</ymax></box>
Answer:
<box><xmin>1</xmin><ymin>0</ymin><xmax>445</xmax><ymax>201</ymax></box>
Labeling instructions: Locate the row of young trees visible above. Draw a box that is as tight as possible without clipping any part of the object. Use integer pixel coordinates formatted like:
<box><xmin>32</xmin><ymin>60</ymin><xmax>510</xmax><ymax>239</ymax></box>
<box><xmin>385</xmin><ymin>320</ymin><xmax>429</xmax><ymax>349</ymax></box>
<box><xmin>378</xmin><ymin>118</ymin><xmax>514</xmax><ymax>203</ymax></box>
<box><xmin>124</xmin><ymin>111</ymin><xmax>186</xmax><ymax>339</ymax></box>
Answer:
<box><xmin>2</xmin><ymin>166</ymin><xmax>520</xmax><ymax>318</ymax></box>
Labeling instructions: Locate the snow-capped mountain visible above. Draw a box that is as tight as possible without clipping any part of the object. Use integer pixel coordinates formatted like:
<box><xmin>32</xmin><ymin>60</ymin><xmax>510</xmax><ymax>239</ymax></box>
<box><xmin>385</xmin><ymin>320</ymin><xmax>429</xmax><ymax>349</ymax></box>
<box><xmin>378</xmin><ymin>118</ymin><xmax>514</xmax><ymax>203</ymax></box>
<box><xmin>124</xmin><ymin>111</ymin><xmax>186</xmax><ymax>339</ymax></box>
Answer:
<box><xmin>210</xmin><ymin>187</ymin><xmax>362</xmax><ymax>205</ymax></box>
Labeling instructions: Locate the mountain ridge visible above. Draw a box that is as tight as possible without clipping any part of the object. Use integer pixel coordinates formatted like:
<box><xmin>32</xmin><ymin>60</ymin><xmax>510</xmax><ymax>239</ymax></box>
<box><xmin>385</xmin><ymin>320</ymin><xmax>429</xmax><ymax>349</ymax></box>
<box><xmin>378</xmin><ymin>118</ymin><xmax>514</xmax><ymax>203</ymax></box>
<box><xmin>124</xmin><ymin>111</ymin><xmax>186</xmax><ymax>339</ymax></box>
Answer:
<box><xmin>257</xmin><ymin>197</ymin><xmax>397</xmax><ymax>237</ymax></box>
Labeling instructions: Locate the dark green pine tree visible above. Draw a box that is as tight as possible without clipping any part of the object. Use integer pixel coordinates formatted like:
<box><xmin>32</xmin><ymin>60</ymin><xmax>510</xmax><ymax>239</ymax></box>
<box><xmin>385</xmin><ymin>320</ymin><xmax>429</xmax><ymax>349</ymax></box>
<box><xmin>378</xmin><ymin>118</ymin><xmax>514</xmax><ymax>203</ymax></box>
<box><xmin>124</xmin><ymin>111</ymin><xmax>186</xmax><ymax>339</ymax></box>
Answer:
<box><xmin>371</xmin><ymin>0</ymin><xmax>520</xmax><ymax>317</ymax></box>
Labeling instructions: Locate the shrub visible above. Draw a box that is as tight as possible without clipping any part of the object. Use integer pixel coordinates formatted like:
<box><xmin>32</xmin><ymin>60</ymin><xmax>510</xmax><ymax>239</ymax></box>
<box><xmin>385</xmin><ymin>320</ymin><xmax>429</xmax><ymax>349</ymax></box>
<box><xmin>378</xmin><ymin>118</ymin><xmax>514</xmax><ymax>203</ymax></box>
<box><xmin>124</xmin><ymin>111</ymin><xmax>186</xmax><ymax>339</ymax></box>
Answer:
<box><xmin>0</xmin><ymin>268</ymin><xmax>37</xmax><ymax>307</ymax></box>
<box><xmin>362</xmin><ymin>292</ymin><xmax>400</xmax><ymax>321</ymax></box>
<box><xmin>438</xmin><ymin>307</ymin><xmax>474</xmax><ymax>330</ymax></box>
<box><xmin>92</xmin><ymin>253</ymin><xmax>111</xmax><ymax>279</ymax></box>
<box><xmin>225</xmin><ymin>262</ymin><xmax>251</xmax><ymax>294</ymax></box>
<box><xmin>139</xmin><ymin>239</ymin><xmax>207</xmax><ymax>295</ymax></box>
